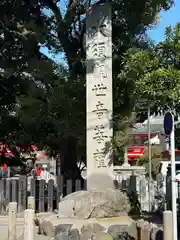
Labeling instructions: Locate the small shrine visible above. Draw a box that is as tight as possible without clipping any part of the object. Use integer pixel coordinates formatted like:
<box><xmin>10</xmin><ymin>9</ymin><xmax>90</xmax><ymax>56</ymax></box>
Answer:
<box><xmin>127</xmin><ymin>115</ymin><xmax>164</xmax><ymax>164</ymax></box>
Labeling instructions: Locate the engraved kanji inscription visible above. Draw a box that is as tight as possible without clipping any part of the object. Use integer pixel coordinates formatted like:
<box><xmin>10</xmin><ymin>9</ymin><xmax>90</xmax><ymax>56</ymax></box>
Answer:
<box><xmin>92</xmin><ymin>101</ymin><xmax>108</xmax><ymax>119</ymax></box>
<box><xmin>93</xmin><ymin>149</ymin><xmax>106</xmax><ymax>168</ymax></box>
<box><xmin>92</xmin><ymin>62</ymin><xmax>107</xmax><ymax>79</ymax></box>
<box><xmin>86</xmin><ymin>3</ymin><xmax>113</xmax><ymax>176</ymax></box>
<box><xmin>92</xmin><ymin>83</ymin><xmax>107</xmax><ymax>96</ymax></box>
<box><xmin>93</xmin><ymin>124</ymin><xmax>108</xmax><ymax>144</ymax></box>
<box><xmin>92</xmin><ymin>42</ymin><xmax>106</xmax><ymax>59</ymax></box>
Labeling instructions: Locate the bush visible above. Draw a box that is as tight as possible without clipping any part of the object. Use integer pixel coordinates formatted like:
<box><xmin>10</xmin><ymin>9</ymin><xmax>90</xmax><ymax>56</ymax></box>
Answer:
<box><xmin>137</xmin><ymin>145</ymin><xmax>161</xmax><ymax>180</ymax></box>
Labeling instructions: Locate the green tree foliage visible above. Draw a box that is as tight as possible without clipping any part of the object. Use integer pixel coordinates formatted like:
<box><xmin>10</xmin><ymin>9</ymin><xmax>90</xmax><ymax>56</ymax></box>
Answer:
<box><xmin>0</xmin><ymin>0</ymin><xmax>49</xmax><ymax>143</ymax></box>
<box><xmin>0</xmin><ymin>0</ymin><xmax>58</xmax><ymax>168</ymax></box>
<box><xmin>119</xmin><ymin>23</ymin><xmax>180</xmax><ymax>113</ymax></box>
<box><xmin>119</xmin><ymin>23</ymin><xmax>180</xmax><ymax>154</ymax></box>
<box><xmin>137</xmin><ymin>145</ymin><xmax>162</xmax><ymax>179</ymax></box>
<box><xmin>14</xmin><ymin>62</ymin><xmax>86</xmax><ymax>177</ymax></box>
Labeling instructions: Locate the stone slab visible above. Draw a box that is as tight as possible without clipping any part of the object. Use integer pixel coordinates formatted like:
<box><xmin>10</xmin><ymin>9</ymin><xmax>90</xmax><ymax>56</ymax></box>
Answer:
<box><xmin>37</xmin><ymin>214</ymin><xmax>134</xmax><ymax>237</ymax></box>
<box><xmin>86</xmin><ymin>3</ymin><xmax>113</xmax><ymax>190</ymax></box>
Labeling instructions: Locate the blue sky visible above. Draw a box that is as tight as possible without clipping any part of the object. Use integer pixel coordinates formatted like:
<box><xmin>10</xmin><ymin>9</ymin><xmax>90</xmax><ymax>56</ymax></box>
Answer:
<box><xmin>41</xmin><ymin>0</ymin><xmax>180</xmax><ymax>63</ymax></box>
<box><xmin>148</xmin><ymin>0</ymin><xmax>180</xmax><ymax>42</ymax></box>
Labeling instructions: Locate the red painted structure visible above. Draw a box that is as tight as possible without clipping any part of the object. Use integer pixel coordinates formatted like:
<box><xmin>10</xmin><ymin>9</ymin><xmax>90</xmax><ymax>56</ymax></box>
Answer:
<box><xmin>127</xmin><ymin>132</ymin><xmax>161</xmax><ymax>162</ymax></box>
<box><xmin>127</xmin><ymin>145</ymin><xmax>145</xmax><ymax>162</ymax></box>
<box><xmin>128</xmin><ymin>132</ymin><xmax>180</xmax><ymax>163</ymax></box>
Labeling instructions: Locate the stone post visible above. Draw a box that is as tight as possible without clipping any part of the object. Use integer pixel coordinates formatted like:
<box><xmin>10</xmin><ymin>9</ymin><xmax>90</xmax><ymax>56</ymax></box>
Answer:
<box><xmin>137</xmin><ymin>220</ymin><xmax>152</xmax><ymax>240</ymax></box>
<box><xmin>27</xmin><ymin>196</ymin><xmax>35</xmax><ymax>210</ymax></box>
<box><xmin>122</xmin><ymin>146</ymin><xmax>130</xmax><ymax>166</ymax></box>
<box><xmin>23</xmin><ymin>209</ymin><xmax>35</xmax><ymax>240</ymax></box>
<box><xmin>138</xmin><ymin>172</ymin><xmax>149</xmax><ymax>212</ymax></box>
<box><xmin>163</xmin><ymin>210</ymin><xmax>173</xmax><ymax>240</ymax></box>
<box><xmin>86</xmin><ymin>3</ymin><xmax>114</xmax><ymax>190</ymax></box>
<box><xmin>8</xmin><ymin>202</ymin><xmax>17</xmax><ymax>240</ymax></box>
<box><xmin>7</xmin><ymin>167</ymin><xmax>11</xmax><ymax>178</ymax></box>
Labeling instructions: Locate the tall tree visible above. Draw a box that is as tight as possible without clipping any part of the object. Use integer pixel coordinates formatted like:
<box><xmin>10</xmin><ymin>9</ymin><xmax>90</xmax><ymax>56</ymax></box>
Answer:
<box><xmin>119</xmin><ymin>23</ymin><xmax>180</xmax><ymax>113</ymax></box>
<box><xmin>118</xmin><ymin>23</ymin><xmax>180</xmax><ymax>149</ymax></box>
<box><xmin>0</xmin><ymin>0</ymin><xmax>44</xmax><ymax>141</ymax></box>
<box><xmin>0</xmin><ymin>0</ymin><xmax>59</xmax><ymax>169</ymax></box>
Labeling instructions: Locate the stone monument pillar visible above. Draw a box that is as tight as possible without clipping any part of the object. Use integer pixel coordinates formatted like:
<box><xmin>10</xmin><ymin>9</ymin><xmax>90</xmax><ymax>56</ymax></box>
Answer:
<box><xmin>86</xmin><ymin>3</ymin><xmax>113</xmax><ymax>190</ymax></box>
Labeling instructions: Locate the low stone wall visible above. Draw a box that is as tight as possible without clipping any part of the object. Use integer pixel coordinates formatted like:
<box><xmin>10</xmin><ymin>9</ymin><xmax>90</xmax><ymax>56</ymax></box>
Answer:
<box><xmin>36</xmin><ymin>213</ymin><xmax>163</xmax><ymax>240</ymax></box>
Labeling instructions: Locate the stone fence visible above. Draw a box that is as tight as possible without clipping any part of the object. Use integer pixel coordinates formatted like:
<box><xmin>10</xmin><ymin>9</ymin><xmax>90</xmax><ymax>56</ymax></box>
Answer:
<box><xmin>6</xmin><ymin>196</ymin><xmax>173</xmax><ymax>240</ymax></box>
<box><xmin>0</xmin><ymin>175</ymin><xmax>85</xmax><ymax>214</ymax></box>
<box><xmin>0</xmin><ymin>172</ymin><xmax>166</xmax><ymax>215</ymax></box>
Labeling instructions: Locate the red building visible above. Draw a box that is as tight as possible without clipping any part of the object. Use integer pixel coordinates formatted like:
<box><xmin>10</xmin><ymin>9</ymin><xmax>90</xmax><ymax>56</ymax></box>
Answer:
<box><xmin>127</xmin><ymin>117</ymin><xmax>164</xmax><ymax>163</ymax></box>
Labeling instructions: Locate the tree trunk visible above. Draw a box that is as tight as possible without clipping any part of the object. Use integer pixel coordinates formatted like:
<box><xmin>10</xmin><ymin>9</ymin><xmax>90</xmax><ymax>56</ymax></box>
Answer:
<box><xmin>60</xmin><ymin>136</ymin><xmax>81</xmax><ymax>179</ymax></box>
